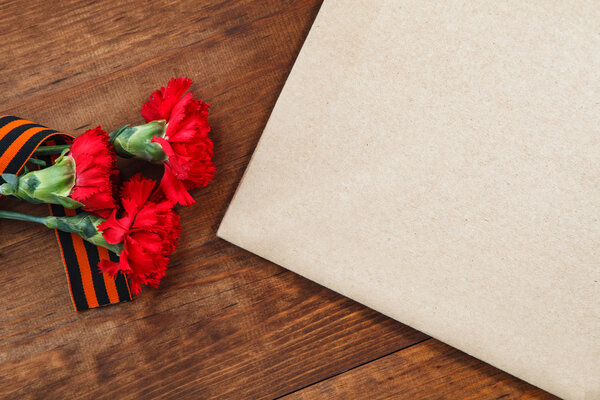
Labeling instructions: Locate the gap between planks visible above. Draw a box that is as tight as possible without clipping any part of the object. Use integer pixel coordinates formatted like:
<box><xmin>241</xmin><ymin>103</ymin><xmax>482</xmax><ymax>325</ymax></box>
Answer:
<box><xmin>271</xmin><ymin>337</ymin><xmax>433</xmax><ymax>399</ymax></box>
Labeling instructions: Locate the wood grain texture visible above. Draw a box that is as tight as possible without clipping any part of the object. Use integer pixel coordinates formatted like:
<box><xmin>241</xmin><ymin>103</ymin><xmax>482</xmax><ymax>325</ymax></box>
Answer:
<box><xmin>281</xmin><ymin>339</ymin><xmax>559</xmax><ymax>400</ymax></box>
<box><xmin>0</xmin><ymin>0</ymin><xmax>556</xmax><ymax>399</ymax></box>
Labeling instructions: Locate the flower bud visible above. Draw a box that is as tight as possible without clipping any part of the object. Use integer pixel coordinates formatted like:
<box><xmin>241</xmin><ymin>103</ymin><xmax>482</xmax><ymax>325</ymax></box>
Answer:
<box><xmin>110</xmin><ymin>120</ymin><xmax>168</xmax><ymax>162</ymax></box>
<box><xmin>0</xmin><ymin>150</ymin><xmax>83</xmax><ymax>208</ymax></box>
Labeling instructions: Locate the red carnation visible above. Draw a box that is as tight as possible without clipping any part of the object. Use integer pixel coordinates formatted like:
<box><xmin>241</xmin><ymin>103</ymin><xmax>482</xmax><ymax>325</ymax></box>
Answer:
<box><xmin>0</xmin><ymin>126</ymin><xmax>118</xmax><ymax>217</ymax></box>
<box><xmin>110</xmin><ymin>77</ymin><xmax>215</xmax><ymax>206</ymax></box>
<box><xmin>69</xmin><ymin>126</ymin><xmax>119</xmax><ymax>217</ymax></box>
<box><xmin>97</xmin><ymin>174</ymin><xmax>181</xmax><ymax>295</ymax></box>
<box><xmin>143</xmin><ymin>77</ymin><xmax>215</xmax><ymax>206</ymax></box>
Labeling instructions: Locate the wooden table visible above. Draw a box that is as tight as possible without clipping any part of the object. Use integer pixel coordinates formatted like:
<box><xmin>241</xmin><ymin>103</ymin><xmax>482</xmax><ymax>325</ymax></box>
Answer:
<box><xmin>0</xmin><ymin>1</ymin><xmax>559</xmax><ymax>398</ymax></box>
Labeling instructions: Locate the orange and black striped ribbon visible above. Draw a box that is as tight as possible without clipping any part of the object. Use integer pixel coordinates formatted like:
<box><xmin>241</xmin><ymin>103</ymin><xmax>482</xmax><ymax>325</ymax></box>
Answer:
<box><xmin>0</xmin><ymin>115</ymin><xmax>132</xmax><ymax>310</ymax></box>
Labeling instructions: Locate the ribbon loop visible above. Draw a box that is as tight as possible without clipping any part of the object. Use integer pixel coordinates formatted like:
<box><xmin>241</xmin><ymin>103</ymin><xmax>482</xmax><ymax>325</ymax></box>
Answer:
<box><xmin>0</xmin><ymin>116</ymin><xmax>131</xmax><ymax>310</ymax></box>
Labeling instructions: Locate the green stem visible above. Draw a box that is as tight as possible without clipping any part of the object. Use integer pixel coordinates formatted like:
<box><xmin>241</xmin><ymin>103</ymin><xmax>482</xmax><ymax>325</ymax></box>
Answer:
<box><xmin>0</xmin><ymin>210</ymin><xmax>49</xmax><ymax>225</ymax></box>
<box><xmin>0</xmin><ymin>210</ymin><xmax>123</xmax><ymax>255</ymax></box>
<box><xmin>27</xmin><ymin>158</ymin><xmax>47</xmax><ymax>167</ymax></box>
<box><xmin>33</xmin><ymin>144</ymin><xmax>71</xmax><ymax>156</ymax></box>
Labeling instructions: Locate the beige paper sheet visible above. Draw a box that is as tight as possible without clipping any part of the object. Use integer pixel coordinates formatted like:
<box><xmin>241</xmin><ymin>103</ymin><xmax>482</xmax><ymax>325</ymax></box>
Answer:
<box><xmin>218</xmin><ymin>1</ymin><xmax>600</xmax><ymax>398</ymax></box>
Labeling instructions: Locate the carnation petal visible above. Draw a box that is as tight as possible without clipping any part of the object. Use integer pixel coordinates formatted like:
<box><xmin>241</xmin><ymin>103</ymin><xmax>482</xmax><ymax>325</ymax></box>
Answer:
<box><xmin>159</xmin><ymin>164</ymin><xmax>195</xmax><ymax>206</ymax></box>
<box><xmin>98</xmin><ymin>260</ymin><xmax>121</xmax><ymax>278</ymax></box>
<box><xmin>69</xmin><ymin>126</ymin><xmax>118</xmax><ymax>217</ymax></box>
<box><xmin>121</xmin><ymin>174</ymin><xmax>156</xmax><ymax>210</ymax></box>
<box><xmin>141</xmin><ymin>77</ymin><xmax>192</xmax><ymax>122</ymax></box>
<box><xmin>97</xmin><ymin>174</ymin><xmax>181</xmax><ymax>294</ymax></box>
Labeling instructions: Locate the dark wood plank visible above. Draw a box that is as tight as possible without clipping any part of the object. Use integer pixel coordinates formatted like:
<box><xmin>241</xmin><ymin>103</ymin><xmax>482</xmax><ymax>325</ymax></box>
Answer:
<box><xmin>0</xmin><ymin>0</ymin><xmax>555</xmax><ymax>398</ymax></box>
<box><xmin>1</xmin><ymin>231</ymin><xmax>427</xmax><ymax>399</ymax></box>
<box><xmin>281</xmin><ymin>339</ymin><xmax>559</xmax><ymax>400</ymax></box>
<box><xmin>0</xmin><ymin>1</ymin><xmax>429</xmax><ymax>399</ymax></box>
<box><xmin>0</xmin><ymin>0</ymin><xmax>314</xmax><ymax>105</ymax></box>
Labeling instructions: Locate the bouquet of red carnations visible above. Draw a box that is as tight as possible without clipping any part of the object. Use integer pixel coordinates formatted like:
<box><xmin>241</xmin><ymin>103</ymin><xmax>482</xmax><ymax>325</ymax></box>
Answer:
<box><xmin>0</xmin><ymin>77</ymin><xmax>214</xmax><ymax>296</ymax></box>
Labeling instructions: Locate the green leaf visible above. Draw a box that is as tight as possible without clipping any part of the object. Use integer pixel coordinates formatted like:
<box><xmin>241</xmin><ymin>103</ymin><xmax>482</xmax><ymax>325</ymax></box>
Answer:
<box><xmin>48</xmin><ymin>194</ymin><xmax>84</xmax><ymax>209</ymax></box>
<box><xmin>1</xmin><ymin>173</ymin><xmax>19</xmax><ymax>188</ymax></box>
<box><xmin>108</xmin><ymin>124</ymin><xmax>130</xmax><ymax>144</ymax></box>
<box><xmin>27</xmin><ymin>158</ymin><xmax>47</xmax><ymax>167</ymax></box>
